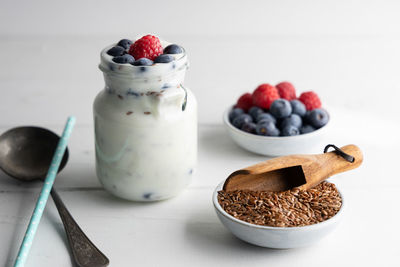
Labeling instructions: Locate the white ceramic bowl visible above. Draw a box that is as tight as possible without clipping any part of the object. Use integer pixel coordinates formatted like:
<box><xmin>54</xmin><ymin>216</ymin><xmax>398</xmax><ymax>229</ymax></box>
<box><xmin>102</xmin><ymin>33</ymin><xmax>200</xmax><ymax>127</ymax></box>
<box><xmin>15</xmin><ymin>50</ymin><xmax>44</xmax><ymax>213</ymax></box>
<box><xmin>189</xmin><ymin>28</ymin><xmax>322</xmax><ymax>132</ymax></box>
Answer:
<box><xmin>212</xmin><ymin>181</ymin><xmax>344</xmax><ymax>249</ymax></box>
<box><xmin>223</xmin><ymin>107</ymin><xmax>330</xmax><ymax>156</ymax></box>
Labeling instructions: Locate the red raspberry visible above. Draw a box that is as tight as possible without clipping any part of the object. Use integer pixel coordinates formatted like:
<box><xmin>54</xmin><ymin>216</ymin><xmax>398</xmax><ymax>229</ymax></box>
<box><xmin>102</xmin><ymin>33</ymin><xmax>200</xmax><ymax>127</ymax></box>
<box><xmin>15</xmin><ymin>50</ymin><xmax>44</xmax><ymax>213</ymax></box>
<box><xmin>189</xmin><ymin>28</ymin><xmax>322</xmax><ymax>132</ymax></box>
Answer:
<box><xmin>128</xmin><ymin>35</ymin><xmax>163</xmax><ymax>60</ymax></box>
<box><xmin>236</xmin><ymin>93</ymin><xmax>253</xmax><ymax>112</ymax></box>
<box><xmin>252</xmin><ymin>84</ymin><xmax>280</xmax><ymax>109</ymax></box>
<box><xmin>276</xmin><ymin>81</ymin><xmax>296</xmax><ymax>100</ymax></box>
<box><xmin>299</xmin><ymin>91</ymin><xmax>322</xmax><ymax>110</ymax></box>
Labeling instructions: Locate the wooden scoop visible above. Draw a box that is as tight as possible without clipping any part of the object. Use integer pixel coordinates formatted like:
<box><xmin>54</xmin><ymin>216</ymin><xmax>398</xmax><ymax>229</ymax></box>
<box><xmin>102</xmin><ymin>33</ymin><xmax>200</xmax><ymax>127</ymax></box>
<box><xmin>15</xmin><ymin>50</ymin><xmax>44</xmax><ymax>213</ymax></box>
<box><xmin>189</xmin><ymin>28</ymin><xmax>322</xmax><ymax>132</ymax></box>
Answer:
<box><xmin>223</xmin><ymin>144</ymin><xmax>363</xmax><ymax>192</ymax></box>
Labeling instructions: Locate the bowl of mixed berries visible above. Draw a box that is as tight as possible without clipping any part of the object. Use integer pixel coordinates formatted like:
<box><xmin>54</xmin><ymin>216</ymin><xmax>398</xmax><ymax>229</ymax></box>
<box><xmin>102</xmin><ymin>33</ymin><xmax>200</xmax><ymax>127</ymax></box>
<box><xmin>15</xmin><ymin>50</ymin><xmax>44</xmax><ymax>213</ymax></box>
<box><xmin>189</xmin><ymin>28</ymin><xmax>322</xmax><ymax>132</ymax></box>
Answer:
<box><xmin>224</xmin><ymin>82</ymin><xmax>330</xmax><ymax>156</ymax></box>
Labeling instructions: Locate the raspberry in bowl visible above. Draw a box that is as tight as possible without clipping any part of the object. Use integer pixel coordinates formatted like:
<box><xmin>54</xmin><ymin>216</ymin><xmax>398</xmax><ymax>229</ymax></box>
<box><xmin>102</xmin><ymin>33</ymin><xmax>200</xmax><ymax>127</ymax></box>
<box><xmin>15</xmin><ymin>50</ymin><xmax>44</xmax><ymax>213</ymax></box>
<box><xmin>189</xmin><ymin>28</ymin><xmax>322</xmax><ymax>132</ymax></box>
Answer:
<box><xmin>224</xmin><ymin>82</ymin><xmax>330</xmax><ymax>156</ymax></box>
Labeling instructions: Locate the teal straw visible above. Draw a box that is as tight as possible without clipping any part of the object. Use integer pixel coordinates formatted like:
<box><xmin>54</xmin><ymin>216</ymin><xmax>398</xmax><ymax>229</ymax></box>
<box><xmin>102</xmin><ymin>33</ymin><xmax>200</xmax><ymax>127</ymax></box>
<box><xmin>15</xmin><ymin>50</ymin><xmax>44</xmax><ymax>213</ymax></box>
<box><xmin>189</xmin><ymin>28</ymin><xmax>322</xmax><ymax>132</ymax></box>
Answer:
<box><xmin>13</xmin><ymin>116</ymin><xmax>76</xmax><ymax>267</ymax></box>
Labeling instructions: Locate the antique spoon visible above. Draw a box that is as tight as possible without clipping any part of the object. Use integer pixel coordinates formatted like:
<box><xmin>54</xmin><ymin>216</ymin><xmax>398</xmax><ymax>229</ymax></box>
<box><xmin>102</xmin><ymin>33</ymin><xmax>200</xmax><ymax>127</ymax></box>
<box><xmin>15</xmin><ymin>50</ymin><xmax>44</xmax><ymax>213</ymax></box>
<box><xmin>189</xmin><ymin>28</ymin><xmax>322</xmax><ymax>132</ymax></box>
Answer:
<box><xmin>223</xmin><ymin>144</ymin><xmax>363</xmax><ymax>192</ymax></box>
<box><xmin>0</xmin><ymin>126</ymin><xmax>109</xmax><ymax>267</ymax></box>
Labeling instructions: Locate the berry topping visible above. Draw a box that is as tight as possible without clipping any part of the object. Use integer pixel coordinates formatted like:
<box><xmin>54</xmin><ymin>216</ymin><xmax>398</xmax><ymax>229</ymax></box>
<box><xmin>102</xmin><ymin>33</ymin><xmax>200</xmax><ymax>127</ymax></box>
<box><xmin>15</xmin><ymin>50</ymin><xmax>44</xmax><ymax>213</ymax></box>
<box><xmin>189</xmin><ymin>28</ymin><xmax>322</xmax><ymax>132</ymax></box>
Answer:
<box><xmin>241</xmin><ymin>122</ymin><xmax>257</xmax><ymax>134</ymax></box>
<box><xmin>290</xmin><ymin>99</ymin><xmax>307</xmax><ymax>117</ymax></box>
<box><xmin>281</xmin><ymin>114</ymin><xmax>302</xmax><ymax>129</ymax></box>
<box><xmin>107</xmin><ymin>46</ymin><xmax>125</xmax><ymax>56</ymax></box>
<box><xmin>276</xmin><ymin>81</ymin><xmax>296</xmax><ymax>100</ymax></box>
<box><xmin>256</xmin><ymin>121</ymin><xmax>280</xmax><ymax>136</ymax></box>
<box><xmin>229</xmin><ymin>108</ymin><xmax>244</xmax><ymax>122</ymax></box>
<box><xmin>132</xmin><ymin>58</ymin><xmax>154</xmax><ymax>66</ymax></box>
<box><xmin>306</xmin><ymin>108</ymin><xmax>329</xmax><ymax>128</ymax></box>
<box><xmin>248</xmin><ymin>107</ymin><xmax>264</xmax><ymax>121</ymax></box>
<box><xmin>270</xmin><ymin>99</ymin><xmax>292</xmax><ymax>119</ymax></box>
<box><xmin>117</xmin><ymin>39</ymin><xmax>133</xmax><ymax>50</ymax></box>
<box><xmin>154</xmin><ymin>54</ymin><xmax>174</xmax><ymax>63</ymax></box>
<box><xmin>164</xmin><ymin>44</ymin><xmax>183</xmax><ymax>54</ymax></box>
<box><xmin>128</xmin><ymin>35</ymin><xmax>163</xmax><ymax>61</ymax></box>
<box><xmin>299</xmin><ymin>91</ymin><xmax>322</xmax><ymax>111</ymax></box>
<box><xmin>112</xmin><ymin>54</ymin><xmax>135</xmax><ymax>64</ymax></box>
<box><xmin>232</xmin><ymin>114</ymin><xmax>253</xmax><ymax>129</ymax></box>
<box><xmin>281</xmin><ymin>125</ymin><xmax>300</xmax><ymax>136</ymax></box>
<box><xmin>256</xmin><ymin>113</ymin><xmax>276</xmax><ymax>124</ymax></box>
<box><xmin>236</xmin><ymin>93</ymin><xmax>253</xmax><ymax>112</ymax></box>
<box><xmin>252</xmin><ymin>84</ymin><xmax>280</xmax><ymax>109</ymax></box>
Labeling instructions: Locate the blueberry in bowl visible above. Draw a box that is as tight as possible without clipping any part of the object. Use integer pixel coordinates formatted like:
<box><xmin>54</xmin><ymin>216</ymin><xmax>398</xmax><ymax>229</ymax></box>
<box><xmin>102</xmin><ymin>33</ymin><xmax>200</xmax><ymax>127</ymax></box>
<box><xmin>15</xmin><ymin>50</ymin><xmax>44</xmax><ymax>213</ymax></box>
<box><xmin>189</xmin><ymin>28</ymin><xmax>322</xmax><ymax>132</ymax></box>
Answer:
<box><xmin>223</xmin><ymin>82</ymin><xmax>330</xmax><ymax>156</ymax></box>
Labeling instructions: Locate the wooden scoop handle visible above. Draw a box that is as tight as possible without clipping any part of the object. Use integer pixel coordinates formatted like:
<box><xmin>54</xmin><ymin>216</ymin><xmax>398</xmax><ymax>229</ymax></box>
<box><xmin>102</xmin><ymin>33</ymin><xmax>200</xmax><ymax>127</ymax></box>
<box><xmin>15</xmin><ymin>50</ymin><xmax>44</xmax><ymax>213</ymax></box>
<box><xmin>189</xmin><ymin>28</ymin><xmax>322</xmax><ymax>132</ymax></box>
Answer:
<box><xmin>239</xmin><ymin>144</ymin><xmax>363</xmax><ymax>177</ymax></box>
<box><xmin>223</xmin><ymin>144</ymin><xmax>363</xmax><ymax>192</ymax></box>
<box><xmin>298</xmin><ymin>144</ymin><xmax>363</xmax><ymax>190</ymax></box>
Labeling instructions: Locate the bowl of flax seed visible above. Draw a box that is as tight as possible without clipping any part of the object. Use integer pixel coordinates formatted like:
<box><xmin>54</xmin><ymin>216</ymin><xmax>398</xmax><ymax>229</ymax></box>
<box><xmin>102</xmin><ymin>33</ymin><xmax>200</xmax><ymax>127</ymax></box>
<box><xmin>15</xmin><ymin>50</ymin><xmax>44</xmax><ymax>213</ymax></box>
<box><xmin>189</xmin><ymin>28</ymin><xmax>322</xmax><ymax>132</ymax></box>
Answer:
<box><xmin>212</xmin><ymin>180</ymin><xmax>344</xmax><ymax>249</ymax></box>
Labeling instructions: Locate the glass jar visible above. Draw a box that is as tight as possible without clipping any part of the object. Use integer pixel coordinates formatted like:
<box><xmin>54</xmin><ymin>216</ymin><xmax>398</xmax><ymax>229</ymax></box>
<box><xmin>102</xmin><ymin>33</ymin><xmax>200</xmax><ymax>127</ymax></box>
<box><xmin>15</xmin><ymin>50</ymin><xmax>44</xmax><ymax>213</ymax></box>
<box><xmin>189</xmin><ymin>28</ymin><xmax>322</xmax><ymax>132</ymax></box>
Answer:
<box><xmin>93</xmin><ymin>43</ymin><xmax>197</xmax><ymax>201</ymax></box>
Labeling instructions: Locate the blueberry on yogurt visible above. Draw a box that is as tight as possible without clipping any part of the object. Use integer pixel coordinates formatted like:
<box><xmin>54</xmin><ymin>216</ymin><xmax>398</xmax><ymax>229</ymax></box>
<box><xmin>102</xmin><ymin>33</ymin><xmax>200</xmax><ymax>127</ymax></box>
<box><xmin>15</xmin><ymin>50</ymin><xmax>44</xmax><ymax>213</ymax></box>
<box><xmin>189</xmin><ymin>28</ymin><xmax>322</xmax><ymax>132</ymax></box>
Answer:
<box><xmin>164</xmin><ymin>44</ymin><xmax>183</xmax><ymax>54</ymax></box>
<box><xmin>107</xmin><ymin>46</ymin><xmax>125</xmax><ymax>56</ymax></box>
<box><xmin>117</xmin><ymin>39</ymin><xmax>133</xmax><ymax>50</ymax></box>
<box><xmin>132</xmin><ymin>58</ymin><xmax>154</xmax><ymax>66</ymax></box>
<box><xmin>143</xmin><ymin>193</ymin><xmax>153</xmax><ymax>200</ymax></box>
<box><xmin>154</xmin><ymin>54</ymin><xmax>174</xmax><ymax>63</ymax></box>
<box><xmin>112</xmin><ymin>54</ymin><xmax>135</xmax><ymax>64</ymax></box>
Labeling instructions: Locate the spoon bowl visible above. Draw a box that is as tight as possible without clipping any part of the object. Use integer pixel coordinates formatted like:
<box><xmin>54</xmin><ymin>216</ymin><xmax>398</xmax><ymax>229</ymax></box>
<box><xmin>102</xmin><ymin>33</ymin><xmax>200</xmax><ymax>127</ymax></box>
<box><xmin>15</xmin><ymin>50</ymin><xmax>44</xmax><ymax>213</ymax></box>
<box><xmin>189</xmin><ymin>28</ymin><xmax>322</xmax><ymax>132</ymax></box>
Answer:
<box><xmin>0</xmin><ymin>126</ymin><xmax>69</xmax><ymax>181</ymax></box>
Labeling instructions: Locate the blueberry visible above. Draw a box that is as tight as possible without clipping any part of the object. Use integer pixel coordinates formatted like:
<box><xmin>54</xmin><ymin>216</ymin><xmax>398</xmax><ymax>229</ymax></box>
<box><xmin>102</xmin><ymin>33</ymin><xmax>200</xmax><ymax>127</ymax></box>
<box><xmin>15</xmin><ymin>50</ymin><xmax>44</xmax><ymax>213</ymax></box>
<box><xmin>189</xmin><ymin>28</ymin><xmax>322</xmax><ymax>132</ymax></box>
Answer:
<box><xmin>270</xmin><ymin>99</ymin><xmax>292</xmax><ymax>118</ymax></box>
<box><xmin>281</xmin><ymin>114</ymin><xmax>302</xmax><ymax>129</ymax></box>
<box><xmin>232</xmin><ymin>114</ymin><xmax>252</xmax><ymax>129</ymax></box>
<box><xmin>290</xmin><ymin>100</ymin><xmax>306</xmax><ymax>117</ymax></box>
<box><xmin>256</xmin><ymin>121</ymin><xmax>280</xmax><ymax>136</ymax></box>
<box><xmin>112</xmin><ymin>54</ymin><xmax>135</xmax><ymax>64</ymax></box>
<box><xmin>248</xmin><ymin>107</ymin><xmax>264</xmax><ymax>121</ymax></box>
<box><xmin>143</xmin><ymin>193</ymin><xmax>153</xmax><ymax>199</ymax></box>
<box><xmin>300</xmin><ymin>125</ymin><xmax>316</xmax><ymax>134</ymax></box>
<box><xmin>281</xmin><ymin>125</ymin><xmax>300</xmax><ymax>136</ymax></box>
<box><xmin>241</xmin><ymin>122</ymin><xmax>256</xmax><ymax>134</ymax></box>
<box><xmin>154</xmin><ymin>54</ymin><xmax>174</xmax><ymax>63</ymax></box>
<box><xmin>117</xmin><ymin>39</ymin><xmax>132</xmax><ymax>49</ymax></box>
<box><xmin>132</xmin><ymin>58</ymin><xmax>154</xmax><ymax>66</ymax></box>
<box><xmin>229</xmin><ymin>108</ymin><xmax>244</xmax><ymax>122</ymax></box>
<box><xmin>307</xmin><ymin>108</ymin><xmax>329</xmax><ymax>128</ymax></box>
<box><xmin>256</xmin><ymin>113</ymin><xmax>276</xmax><ymax>124</ymax></box>
<box><xmin>164</xmin><ymin>44</ymin><xmax>183</xmax><ymax>54</ymax></box>
<box><xmin>107</xmin><ymin>46</ymin><xmax>125</xmax><ymax>56</ymax></box>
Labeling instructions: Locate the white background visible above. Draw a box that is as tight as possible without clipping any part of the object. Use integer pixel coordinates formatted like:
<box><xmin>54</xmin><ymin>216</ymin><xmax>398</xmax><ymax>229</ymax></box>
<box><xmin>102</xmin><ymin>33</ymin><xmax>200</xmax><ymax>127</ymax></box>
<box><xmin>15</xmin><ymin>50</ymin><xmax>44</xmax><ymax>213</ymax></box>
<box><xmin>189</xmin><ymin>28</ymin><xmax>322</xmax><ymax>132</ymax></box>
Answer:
<box><xmin>0</xmin><ymin>0</ymin><xmax>399</xmax><ymax>266</ymax></box>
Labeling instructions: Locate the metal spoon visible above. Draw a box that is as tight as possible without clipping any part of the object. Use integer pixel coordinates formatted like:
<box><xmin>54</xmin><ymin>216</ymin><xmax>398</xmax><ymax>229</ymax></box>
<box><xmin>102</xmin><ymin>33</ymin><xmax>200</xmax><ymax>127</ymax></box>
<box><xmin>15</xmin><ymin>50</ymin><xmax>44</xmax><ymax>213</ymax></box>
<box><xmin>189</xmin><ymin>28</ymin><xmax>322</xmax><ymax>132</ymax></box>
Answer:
<box><xmin>0</xmin><ymin>126</ymin><xmax>109</xmax><ymax>267</ymax></box>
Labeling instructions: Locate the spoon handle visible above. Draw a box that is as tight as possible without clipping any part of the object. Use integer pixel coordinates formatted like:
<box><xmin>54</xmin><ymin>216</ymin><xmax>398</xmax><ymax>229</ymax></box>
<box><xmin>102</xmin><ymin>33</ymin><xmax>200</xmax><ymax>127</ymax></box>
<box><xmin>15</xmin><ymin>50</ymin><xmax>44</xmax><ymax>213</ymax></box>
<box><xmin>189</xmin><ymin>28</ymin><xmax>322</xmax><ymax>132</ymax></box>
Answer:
<box><xmin>50</xmin><ymin>188</ymin><xmax>109</xmax><ymax>267</ymax></box>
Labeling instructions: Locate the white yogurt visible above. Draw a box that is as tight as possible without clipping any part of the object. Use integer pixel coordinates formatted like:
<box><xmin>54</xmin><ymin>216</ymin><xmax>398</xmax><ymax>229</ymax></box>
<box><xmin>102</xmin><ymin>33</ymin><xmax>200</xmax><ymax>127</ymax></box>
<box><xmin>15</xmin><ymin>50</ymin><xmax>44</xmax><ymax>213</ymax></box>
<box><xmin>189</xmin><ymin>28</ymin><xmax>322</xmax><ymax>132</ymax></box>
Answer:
<box><xmin>94</xmin><ymin>39</ymin><xmax>197</xmax><ymax>201</ymax></box>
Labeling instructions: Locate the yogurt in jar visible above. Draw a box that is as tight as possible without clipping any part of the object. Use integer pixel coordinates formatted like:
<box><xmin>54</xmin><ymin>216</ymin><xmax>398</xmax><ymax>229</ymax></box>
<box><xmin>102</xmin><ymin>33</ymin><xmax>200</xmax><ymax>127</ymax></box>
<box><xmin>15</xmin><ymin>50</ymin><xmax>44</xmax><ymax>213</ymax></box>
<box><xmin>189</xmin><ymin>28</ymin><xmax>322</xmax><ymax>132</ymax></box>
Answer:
<box><xmin>94</xmin><ymin>37</ymin><xmax>197</xmax><ymax>201</ymax></box>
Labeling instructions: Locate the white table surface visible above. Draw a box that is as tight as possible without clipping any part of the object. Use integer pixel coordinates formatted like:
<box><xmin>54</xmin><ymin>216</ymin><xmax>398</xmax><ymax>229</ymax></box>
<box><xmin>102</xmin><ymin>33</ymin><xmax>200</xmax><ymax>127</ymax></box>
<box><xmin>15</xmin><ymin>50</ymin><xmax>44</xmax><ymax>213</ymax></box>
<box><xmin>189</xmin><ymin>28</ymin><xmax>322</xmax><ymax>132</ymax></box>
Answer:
<box><xmin>1</xmin><ymin>0</ymin><xmax>400</xmax><ymax>266</ymax></box>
